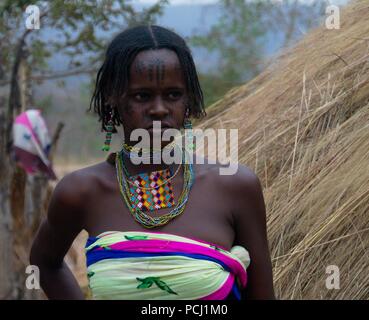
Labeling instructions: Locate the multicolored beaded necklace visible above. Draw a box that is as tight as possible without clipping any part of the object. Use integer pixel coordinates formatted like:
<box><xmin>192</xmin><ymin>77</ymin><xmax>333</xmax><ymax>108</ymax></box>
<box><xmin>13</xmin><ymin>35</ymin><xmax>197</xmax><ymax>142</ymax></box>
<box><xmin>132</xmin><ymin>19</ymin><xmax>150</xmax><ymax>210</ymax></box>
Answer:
<box><xmin>121</xmin><ymin>159</ymin><xmax>177</xmax><ymax>212</ymax></box>
<box><xmin>115</xmin><ymin>146</ymin><xmax>195</xmax><ymax>228</ymax></box>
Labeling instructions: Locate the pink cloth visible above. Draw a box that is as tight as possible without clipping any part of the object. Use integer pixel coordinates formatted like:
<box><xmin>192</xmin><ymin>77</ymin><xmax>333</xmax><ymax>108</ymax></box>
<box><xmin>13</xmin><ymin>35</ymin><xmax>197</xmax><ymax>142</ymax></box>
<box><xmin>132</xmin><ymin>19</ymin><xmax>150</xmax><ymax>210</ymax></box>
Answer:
<box><xmin>97</xmin><ymin>238</ymin><xmax>247</xmax><ymax>287</ymax></box>
<box><xmin>12</xmin><ymin>109</ymin><xmax>57</xmax><ymax>180</ymax></box>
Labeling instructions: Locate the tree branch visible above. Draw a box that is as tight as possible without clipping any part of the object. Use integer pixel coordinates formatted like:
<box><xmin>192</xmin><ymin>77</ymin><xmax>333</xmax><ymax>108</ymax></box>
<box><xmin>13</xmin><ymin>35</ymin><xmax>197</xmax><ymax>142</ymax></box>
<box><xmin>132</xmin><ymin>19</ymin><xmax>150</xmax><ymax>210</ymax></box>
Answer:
<box><xmin>49</xmin><ymin>121</ymin><xmax>65</xmax><ymax>161</ymax></box>
<box><xmin>5</xmin><ymin>28</ymin><xmax>32</xmax><ymax>152</ymax></box>
<box><xmin>0</xmin><ymin>65</ymin><xmax>99</xmax><ymax>87</ymax></box>
<box><xmin>5</xmin><ymin>10</ymin><xmax>48</xmax><ymax>152</ymax></box>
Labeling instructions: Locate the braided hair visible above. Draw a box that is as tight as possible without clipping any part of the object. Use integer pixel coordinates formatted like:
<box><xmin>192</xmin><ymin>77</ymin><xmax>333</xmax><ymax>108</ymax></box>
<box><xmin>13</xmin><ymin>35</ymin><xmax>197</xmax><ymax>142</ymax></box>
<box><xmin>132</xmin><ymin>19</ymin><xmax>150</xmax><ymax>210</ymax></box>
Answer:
<box><xmin>89</xmin><ymin>25</ymin><xmax>206</xmax><ymax>132</ymax></box>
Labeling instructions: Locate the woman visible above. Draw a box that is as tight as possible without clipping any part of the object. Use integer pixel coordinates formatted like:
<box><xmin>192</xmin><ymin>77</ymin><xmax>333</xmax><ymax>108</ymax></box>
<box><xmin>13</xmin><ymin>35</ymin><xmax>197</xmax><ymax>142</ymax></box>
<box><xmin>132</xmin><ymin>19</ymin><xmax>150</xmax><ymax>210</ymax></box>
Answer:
<box><xmin>30</xmin><ymin>25</ymin><xmax>275</xmax><ymax>300</ymax></box>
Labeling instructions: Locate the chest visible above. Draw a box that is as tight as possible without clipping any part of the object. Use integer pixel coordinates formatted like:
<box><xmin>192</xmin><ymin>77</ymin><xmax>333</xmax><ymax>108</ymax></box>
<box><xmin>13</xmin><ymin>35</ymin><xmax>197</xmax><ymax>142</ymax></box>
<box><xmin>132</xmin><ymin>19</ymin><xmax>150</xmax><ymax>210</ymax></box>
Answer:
<box><xmin>84</xmin><ymin>166</ymin><xmax>236</xmax><ymax>250</ymax></box>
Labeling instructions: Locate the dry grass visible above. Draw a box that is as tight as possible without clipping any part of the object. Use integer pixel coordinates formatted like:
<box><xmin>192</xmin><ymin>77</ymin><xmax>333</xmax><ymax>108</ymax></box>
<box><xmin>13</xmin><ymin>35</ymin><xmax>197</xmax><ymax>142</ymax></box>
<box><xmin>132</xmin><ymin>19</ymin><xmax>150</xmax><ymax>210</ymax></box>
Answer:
<box><xmin>197</xmin><ymin>0</ymin><xmax>369</xmax><ymax>299</ymax></box>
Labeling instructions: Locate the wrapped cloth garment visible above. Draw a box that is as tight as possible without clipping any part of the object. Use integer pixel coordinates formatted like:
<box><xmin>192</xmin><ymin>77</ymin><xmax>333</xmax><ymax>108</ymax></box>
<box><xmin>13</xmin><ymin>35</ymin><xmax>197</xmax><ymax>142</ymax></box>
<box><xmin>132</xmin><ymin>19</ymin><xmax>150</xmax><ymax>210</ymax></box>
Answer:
<box><xmin>85</xmin><ymin>231</ymin><xmax>251</xmax><ymax>300</ymax></box>
<box><xmin>12</xmin><ymin>109</ymin><xmax>56</xmax><ymax>180</ymax></box>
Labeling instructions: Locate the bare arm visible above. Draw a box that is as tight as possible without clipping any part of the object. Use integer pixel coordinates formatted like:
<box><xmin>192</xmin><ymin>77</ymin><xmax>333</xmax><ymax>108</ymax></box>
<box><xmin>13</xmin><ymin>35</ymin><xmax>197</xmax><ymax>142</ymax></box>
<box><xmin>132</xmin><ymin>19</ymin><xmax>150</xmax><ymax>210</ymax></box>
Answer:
<box><xmin>30</xmin><ymin>172</ymin><xmax>86</xmax><ymax>299</ymax></box>
<box><xmin>232</xmin><ymin>167</ymin><xmax>276</xmax><ymax>300</ymax></box>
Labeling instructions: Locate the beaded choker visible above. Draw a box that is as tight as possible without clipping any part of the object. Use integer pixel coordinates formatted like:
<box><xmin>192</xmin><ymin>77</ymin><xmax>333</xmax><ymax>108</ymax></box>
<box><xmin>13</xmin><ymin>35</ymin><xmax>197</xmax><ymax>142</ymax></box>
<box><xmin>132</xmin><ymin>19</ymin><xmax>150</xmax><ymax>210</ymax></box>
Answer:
<box><xmin>121</xmin><ymin>139</ymin><xmax>178</xmax><ymax>162</ymax></box>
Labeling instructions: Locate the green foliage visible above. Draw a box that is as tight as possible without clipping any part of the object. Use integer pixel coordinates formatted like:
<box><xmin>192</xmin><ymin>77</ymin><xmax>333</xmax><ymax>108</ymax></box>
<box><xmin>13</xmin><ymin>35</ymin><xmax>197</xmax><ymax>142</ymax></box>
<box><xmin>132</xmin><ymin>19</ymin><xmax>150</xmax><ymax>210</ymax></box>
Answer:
<box><xmin>28</xmin><ymin>38</ymin><xmax>51</xmax><ymax>72</ymax></box>
<box><xmin>191</xmin><ymin>0</ymin><xmax>328</xmax><ymax>108</ymax></box>
<box><xmin>36</xmin><ymin>94</ymin><xmax>52</xmax><ymax>113</ymax></box>
<box><xmin>0</xmin><ymin>0</ymin><xmax>169</xmax><ymax>84</ymax></box>
<box><xmin>198</xmin><ymin>72</ymin><xmax>239</xmax><ymax>107</ymax></box>
<box><xmin>191</xmin><ymin>0</ymin><xmax>271</xmax><ymax>107</ymax></box>
<box><xmin>0</xmin><ymin>0</ymin><xmax>169</xmax><ymax>161</ymax></box>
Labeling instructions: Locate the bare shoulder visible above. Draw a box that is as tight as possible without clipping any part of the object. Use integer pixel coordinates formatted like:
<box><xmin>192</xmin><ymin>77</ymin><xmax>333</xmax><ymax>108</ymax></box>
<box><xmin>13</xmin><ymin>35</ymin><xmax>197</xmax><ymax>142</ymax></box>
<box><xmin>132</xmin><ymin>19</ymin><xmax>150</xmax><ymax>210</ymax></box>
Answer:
<box><xmin>54</xmin><ymin>161</ymin><xmax>106</xmax><ymax>200</ymax></box>
<box><xmin>196</xmin><ymin>161</ymin><xmax>264</xmax><ymax>218</ymax></box>
<box><xmin>196</xmin><ymin>161</ymin><xmax>261</xmax><ymax>192</ymax></box>
<box><xmin>229</xmin><ymin>164</ymin><xmax>264</xmax><ymax>217</ymax></box>
<box><xmin>222</xmin><ymin>163</ymin><xmax>266</xmax><ymax>228</ymax></box>
<box><xmin>222</xmin><ymin>162</ymin><xmax>260</xmax><ymax>186</ymax></box>
<box><xmin>48</xmin><ymin>160</ymin><xmax>112</xmax><ymax>229</ymax></box>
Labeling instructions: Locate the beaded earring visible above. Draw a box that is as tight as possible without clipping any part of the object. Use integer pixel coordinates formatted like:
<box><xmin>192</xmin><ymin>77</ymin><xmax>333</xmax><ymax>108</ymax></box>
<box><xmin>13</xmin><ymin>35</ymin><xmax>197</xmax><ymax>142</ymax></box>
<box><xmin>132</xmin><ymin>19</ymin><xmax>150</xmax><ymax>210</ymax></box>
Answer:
<box><xmin>102</xmin><ymin>107</ymin><xmax>115</xmax><ymax>152</ymax></box>
<box><xmin>183</xmin><ymin>108</ymin><xmax>194</xmax><ymax>151</ymax></box>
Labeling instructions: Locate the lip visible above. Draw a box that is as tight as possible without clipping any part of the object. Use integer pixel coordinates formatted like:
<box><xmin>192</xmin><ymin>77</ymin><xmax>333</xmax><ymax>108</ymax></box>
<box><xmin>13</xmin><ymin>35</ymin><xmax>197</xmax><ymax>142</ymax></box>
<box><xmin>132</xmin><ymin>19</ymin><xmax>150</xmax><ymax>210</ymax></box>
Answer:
<box><xmin>147</xmin><ymin>127</ymin><xmax>172</xmax><ymax>133</ymax></box>
<box><xmin>147</xmin><ymin>123</ymin><xmax>173</xmax><ymax>130</ymax></box>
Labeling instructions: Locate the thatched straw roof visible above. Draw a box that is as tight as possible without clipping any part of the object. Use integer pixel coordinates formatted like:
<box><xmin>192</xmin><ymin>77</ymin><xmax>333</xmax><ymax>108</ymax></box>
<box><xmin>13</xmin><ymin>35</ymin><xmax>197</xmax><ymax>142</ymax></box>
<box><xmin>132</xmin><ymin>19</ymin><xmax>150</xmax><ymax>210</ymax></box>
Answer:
<box><xmin>198</xmin><ymin>0</ymin><xmax>369</xmax><ymax>299</ymax></box>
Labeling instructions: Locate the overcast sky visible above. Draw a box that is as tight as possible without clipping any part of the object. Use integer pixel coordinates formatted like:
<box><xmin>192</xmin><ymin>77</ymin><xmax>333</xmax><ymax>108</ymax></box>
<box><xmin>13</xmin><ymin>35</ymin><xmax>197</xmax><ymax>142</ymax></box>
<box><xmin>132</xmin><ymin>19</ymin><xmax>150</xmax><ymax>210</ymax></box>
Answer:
<box><xmin>137</xmin><ymin>0</ymin><xmax>217</xmax><ymax>4</ymax></box>
<box><xmin>136</xmin><ymin>0</ymin><xmax>349</xmax><ymax>5</ymax></box>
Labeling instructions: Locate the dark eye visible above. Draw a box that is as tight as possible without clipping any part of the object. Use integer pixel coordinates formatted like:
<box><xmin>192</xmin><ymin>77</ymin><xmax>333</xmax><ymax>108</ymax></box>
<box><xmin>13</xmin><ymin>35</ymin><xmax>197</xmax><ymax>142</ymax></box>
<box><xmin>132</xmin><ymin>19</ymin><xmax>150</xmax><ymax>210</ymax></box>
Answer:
<box><xmin>133</xmin><ymin>92</ymin><xmax>150</xmax><ymax>101</ymax></box>
<box><xmin>167</xmin><ymin>91</ymin><xmax>182</xmax><ymax>100</ymax></box>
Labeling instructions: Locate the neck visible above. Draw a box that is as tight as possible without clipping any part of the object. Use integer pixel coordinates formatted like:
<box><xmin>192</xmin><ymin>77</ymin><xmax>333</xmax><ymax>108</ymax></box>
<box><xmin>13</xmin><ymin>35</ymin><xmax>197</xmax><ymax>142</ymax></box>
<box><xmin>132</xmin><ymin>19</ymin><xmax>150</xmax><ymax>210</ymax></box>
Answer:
<box><xmin>118</xmin><ymin>134</ymin><xmax>187</xmax><ymax>175</ymax></box>
<box><xmin>119</xmin><ymin>142</ymin><xmax>183</xmax><ymax>176</ymax></box>
<box><xmin>122</xmin><ymin>152</ymin><xmax>175</xmax><ymax>176</ymax></box>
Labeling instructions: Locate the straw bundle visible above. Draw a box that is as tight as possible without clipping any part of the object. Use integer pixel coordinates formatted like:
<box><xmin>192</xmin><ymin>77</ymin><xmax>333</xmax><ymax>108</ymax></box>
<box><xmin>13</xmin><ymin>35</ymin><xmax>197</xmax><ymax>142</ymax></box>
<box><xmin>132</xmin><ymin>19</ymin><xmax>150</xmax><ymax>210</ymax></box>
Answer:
<box><xmin>198</xmin><ymin>0</ymin><xmax>369</xmax><ymax>299</ymax></box>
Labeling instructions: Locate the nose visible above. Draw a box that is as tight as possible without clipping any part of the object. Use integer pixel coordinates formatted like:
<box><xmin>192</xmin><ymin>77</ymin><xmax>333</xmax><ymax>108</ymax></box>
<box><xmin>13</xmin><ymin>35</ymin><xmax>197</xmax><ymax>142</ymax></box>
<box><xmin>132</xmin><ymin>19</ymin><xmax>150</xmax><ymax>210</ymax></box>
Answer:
<box><xmin>149</xmin><ymin>95</ymin><xmax>169</xmax><ymax>120</ymax></box>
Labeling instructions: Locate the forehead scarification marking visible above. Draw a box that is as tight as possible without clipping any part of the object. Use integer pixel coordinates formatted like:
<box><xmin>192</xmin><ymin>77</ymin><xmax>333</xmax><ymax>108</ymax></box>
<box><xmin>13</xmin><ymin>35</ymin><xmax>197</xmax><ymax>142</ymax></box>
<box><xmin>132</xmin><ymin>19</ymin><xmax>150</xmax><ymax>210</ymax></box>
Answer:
<box><xmin>134</xmin><ymin>61</ymin><xmax>145</xmax><ymax>76</ymax></box>
<box><xmin>147</xmin><ymin>61</ymin><xmax>154</xmax><ymax>82</ymax></box>
<box><xmin>154</xmin><ymin>58</ymin><xmax>165</xmax><ymax>84</ymax></box>
<box><xmin>133</xmin><ymin>52</ymin><xmax>182</xmax><ymax>84</ymax></box>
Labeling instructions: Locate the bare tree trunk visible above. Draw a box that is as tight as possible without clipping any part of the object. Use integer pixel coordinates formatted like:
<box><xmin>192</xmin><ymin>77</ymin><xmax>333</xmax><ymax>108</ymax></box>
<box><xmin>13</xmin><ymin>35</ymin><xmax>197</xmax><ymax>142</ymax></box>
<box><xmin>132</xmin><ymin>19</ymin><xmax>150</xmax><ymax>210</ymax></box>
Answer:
<box><xmin>0</xmin><ymin>42</ymin><xmax>60</xmax><ymax>299</ymax></box>
<box><xmin>0</xmin><ymin>96</ymin><xmax>16</xmax><ymax>299</ymax></box>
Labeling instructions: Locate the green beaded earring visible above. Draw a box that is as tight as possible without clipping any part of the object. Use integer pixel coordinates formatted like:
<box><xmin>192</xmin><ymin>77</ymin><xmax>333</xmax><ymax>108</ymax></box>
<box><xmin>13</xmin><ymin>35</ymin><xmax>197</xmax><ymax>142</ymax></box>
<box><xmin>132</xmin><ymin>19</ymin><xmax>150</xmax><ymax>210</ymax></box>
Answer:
<box><xmin>183</xmin><ymin>108</ymin><xmax>192</xmax><ymax>129</ymax></box>
<box><xmin>183</xmin><ymin>108</ymin><xmax>194</xmax><ymax>151</ymax></box>
<box><xmin>102</xmin><ymin>108</ymin><xmax>115</xmax><ymax>152</ymax></box>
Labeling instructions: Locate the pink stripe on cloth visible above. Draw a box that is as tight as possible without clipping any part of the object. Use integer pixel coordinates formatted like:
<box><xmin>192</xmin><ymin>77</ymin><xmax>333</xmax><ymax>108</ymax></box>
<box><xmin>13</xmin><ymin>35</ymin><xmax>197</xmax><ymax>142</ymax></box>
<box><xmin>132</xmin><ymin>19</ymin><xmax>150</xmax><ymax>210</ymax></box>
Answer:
<box><xmin>15</xmin><ymin>110</ymin><xmax>42</xmax><ymax>146</ymax></box>
<box><xmin>97</xmin><ymin>239</ymin><xmax>247</xmax><ymax>287</ymax></box>
<box><xmin>200</xmin><ymin>273</ymin><xmax>234</xmax><ymax>300</ymax></box>
<box><xmin>15</xmin><ymin>112</ymin><xmax>33</xmax><ymax>129</ymax></box>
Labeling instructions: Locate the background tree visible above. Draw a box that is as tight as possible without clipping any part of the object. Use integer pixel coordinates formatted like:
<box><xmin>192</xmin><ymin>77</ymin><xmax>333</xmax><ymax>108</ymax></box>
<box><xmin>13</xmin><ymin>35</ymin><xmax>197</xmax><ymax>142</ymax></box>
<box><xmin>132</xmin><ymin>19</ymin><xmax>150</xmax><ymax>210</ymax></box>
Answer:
<box><xmin>190</xmin><ymin>0</ymin><xmax>270</xmax><ymax>107</ymax></box>
<box><xmin>191</xmin><ymin>0</ymin><xmax>328</xmax><ymax>107</ymax></box>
